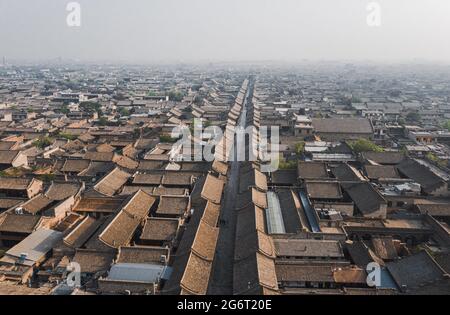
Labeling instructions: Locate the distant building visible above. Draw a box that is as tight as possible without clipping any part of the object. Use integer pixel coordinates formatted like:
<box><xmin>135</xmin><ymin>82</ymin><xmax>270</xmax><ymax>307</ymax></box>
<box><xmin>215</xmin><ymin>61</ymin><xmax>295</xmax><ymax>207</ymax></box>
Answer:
<box><xmin>312</xmin><ymin>118</ymin><xmax>374</xmax><ymax>141</ymax></box>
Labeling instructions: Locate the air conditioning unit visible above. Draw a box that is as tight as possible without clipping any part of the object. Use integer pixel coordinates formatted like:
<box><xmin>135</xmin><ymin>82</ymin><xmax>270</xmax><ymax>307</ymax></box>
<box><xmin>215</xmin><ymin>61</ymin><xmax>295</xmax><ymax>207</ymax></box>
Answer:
<box><xmin>160</xmin><ymin>255</ymin><xmax>167</xmax><ymax>264</ymax></box>
<box><xmin>15</xmin><ymin>207</ymin><xmax>23</xmax><ymax>215</ymax></box>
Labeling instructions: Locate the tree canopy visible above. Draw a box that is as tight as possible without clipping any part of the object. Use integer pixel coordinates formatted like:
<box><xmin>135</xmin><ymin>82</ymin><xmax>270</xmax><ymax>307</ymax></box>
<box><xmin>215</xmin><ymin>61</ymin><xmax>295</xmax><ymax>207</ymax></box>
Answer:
<box><xmin>97</xmin><ymin>116</ymin><xmax>108</xmax><ymax>126</ymax></box>
<box><xmin>348</xmin><ymin>138</ymin><xmax>383</xmax><ymax>153</ymax></box>
<box><xmin>118</xmin><ymin>107</ymin><xmax>130</xmax><ymax>116</ymax></box>
<box><xmin>406</xmin><ymin>111</ymin><xmax>421</xmax><ymax>122</ymax></box>
<box><xmin>442</xmin><ymin>120</ymin><xmax>450</xmax><ymax>132</ymax></box>
<box><xmin>295</xmin><ymin>142</ymin><xmax>305</xmax><ymax>155</ymax></box>
<box><xmin>33</xmin><ymin>136</ymin><xmax>52</xmax><ymax>149</ymax></box>
<box><xmin>278</xmin><ymin>158</ymin><xmax>297</xmax><ymax>170</ymax></box>
<box><xmin>80</xmin><ymin>101</ymin><xmax>102</xmax><ymax>115</ymax></box>
<box><xmin>167</xmin><ymin>90</ymin><xmax>185</xmax><ymax>102</ymax></box>
<box><xmin>159</xmin><ymin>135</ymin><xmax>179</xmax><ymax>143</ymax></box>
<box><xmin>58</xmin><ymin>132</ymin><xmax>77</xmax><ymax>141</ymax></box>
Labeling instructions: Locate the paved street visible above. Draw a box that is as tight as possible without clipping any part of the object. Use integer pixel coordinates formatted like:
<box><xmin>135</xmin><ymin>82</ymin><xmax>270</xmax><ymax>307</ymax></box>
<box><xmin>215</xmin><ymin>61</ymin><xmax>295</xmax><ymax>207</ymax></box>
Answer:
<box><xmin>208</xmin><ymin>79</ymin><xmax>251</xmax><ymax>294</ymax></box>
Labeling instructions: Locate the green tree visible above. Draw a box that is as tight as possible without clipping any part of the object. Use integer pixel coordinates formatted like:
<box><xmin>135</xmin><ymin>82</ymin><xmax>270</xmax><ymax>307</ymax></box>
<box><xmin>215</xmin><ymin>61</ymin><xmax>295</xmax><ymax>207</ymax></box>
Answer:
<box><xmin>426</xmin><ymin>152</ymin><xmax>447</xmax><ymax>167</ymax></box>
<box><xmin>33</xmin><ymin>136</ymin><xmax>52</xmax><ymax>149</ymax></box>
<box><xmin>118</xmin><ymin>108</ymin><xmax>130</xmax><ymax>116</ymax></box>
<box><xmin>295</xmin><ymin>142</ymin><xmax>305</xmax><ymax>155</ymax></box>
<box><xmin>58</xmin><ymin>132</ymin><xmax>77</xmax><ymax>140</ymax></box>
<box><xmin>133</xmin><ymin>128</ymin><xmax>141</xmax><ymax>138</ymax></box>
<box><xmin>193</xmin><ymin>95</ymin><xmax>203</xmax><ymax>105</ymax></box>
<box><xmin>442</xmin><ymin>120</ymin><xmax>450</xmax><ymax>132</ymax></box>
<box><xmin>426</xmin><ymin>152</ymin><xmax>439</xmax><ymax>162</ymax></box>
<box><xmin>406</xmin><ymin>111</ymin><xmax>421</xmax><ymax>122</ymax></box>
<box><xmin>348</xmin><ymin>138</ymin><xmax>383</xmax><ymax>153</ymax></box>
<box><xmin>159</xmin><ymin>135</ymin><xmax>178</xmax><ymax>143</ymax></box>
<box><xmin>60</xmin><ymin>105</ymin><xmax>70</xmax><ymax>114</ymax></box>
<box><xmin>80</xmin><ymin>101</ymin><xmax>102</xmax><ymax>115</ymax></box>
<box><xmin>98</xmin><ymin>117</ymin><xmax>108</xmax><ymax>126</ymax></box>
<box><xmin>167</xmin><ymin>90</ymin><xmax>185</xmax><ymax>102</ymax></box>
<box><xmin>191</xmin><ymin>84</ymin><xmax>202</xmax><ymax>91</ymax></box>
<box><xmin>400</xmin><ymin>145</ymin><xmax>409</xmax><ymax>155</ymax></box>
<box><xmin>38</xmin><ymin>173</ymin><xmax>55</xmax><ymax>183</ymax></box>
<box><xmin>279</xmin><ymin>158</ymin><xmax>297</xmax><ymax>170</ymax></box>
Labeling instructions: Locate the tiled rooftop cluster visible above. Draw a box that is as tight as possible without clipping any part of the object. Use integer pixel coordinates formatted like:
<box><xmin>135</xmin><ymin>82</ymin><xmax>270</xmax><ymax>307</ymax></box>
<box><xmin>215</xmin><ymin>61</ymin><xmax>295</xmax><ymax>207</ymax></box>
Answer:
<box><xmin>0</xmin><ymin>63</ymin><xmax>449</xmax><ymax>295</ymax></box>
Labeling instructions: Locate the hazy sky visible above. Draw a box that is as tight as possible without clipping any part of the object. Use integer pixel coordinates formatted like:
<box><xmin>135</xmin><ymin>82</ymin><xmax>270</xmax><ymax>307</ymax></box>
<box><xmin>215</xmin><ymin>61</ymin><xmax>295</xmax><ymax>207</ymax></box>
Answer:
<box><xmin>0</xmin><ymin>0</ymin><xmax>449</xmax><ymax>63</ymax></box>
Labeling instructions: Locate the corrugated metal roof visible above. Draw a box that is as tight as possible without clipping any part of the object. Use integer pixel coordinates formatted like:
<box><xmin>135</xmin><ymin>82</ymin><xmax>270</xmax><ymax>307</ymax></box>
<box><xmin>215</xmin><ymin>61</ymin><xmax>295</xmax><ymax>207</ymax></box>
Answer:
<box><xmin>298</xmin><ymin>191</ymin><xmax>321</xmax><ymax>233</ymax></box>
<box><xmin>107</xmin><ymin>263</ymin><xmax>171</xmax><ymax>283</ymax></box>
<box><xmin>265</xmin><ymin>191</ymin><xmax>286</xmax><ymax>234</ymax></box>
<box><xmin>4</xmin><ymin>228</ymin><xmax>63</xmax><ymax>266</ymax></box>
